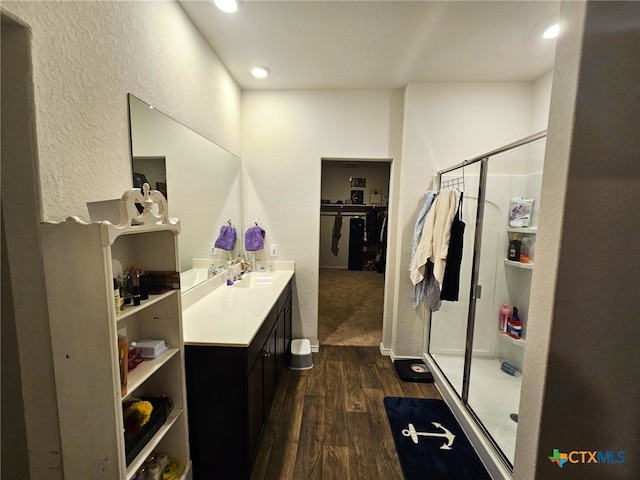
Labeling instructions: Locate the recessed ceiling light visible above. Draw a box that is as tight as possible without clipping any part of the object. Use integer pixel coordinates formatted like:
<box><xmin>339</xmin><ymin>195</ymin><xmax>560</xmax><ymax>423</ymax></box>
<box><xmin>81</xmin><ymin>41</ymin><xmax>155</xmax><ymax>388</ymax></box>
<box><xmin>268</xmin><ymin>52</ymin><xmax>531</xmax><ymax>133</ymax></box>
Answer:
<box><xmin>543</xmin><ymin>23</ymin><xmax>560</xmax><ymax>39</ymax></box>
<box><xmin>250</xmin><ymin>66</ymin><xmax>270</xmax><ymax>79</ymax></box>
<box><xmin>214</xmin><ymin>0</ymin><xmax>239</xmax><ymax>13</ymax></box>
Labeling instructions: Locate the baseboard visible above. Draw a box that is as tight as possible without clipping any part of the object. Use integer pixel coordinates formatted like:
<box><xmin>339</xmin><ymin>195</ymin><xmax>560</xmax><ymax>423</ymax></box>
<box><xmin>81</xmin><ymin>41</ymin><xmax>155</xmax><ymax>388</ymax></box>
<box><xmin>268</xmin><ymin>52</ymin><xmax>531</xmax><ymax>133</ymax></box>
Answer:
<box><xmin>423</xmin><ymin>354</ymin><xmax>513</xmax><ymax>480</ymax></box>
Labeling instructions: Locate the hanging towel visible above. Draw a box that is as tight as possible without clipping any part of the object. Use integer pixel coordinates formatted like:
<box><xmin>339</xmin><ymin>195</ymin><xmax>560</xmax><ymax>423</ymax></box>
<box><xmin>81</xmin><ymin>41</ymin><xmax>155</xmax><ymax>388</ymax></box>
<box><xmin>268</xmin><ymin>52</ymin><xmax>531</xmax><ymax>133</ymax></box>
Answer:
<box><xmin>214</xmin><ymin>225</ymin><xmax>237</xmax><ymax>251</ymax></box>
<box><xmin>410</xmin><ymin>191</ymin><xmax>437</xmax><ymax>307</ymax></box>
<box><xmin>245</xmin><ymin>225</ymin><xmax>266</xmax><ymax>251</ymax></box>
<box><xmin>331</xmin><ymin>213</ymin><xmax>343</xmax><ymax>256</ymax></box>
<box><xmin>410</xmin><ymin>189</ymin><xmax>460</xmax><ymax>287</ymax></box>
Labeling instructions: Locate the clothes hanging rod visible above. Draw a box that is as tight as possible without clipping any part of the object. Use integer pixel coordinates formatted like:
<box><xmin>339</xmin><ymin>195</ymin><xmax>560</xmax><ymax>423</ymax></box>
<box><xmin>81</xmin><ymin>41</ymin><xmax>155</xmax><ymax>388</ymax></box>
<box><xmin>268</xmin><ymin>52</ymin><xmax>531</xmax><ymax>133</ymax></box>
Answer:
<box><xmin>437</xmin><ymin>130</ymin><xmax>547</xmax><ymax>176</ymax></box>
<box><xmin>320</xmin><ymin>213</ymin><xmax>368</xmax><ymax>217</ymax></box>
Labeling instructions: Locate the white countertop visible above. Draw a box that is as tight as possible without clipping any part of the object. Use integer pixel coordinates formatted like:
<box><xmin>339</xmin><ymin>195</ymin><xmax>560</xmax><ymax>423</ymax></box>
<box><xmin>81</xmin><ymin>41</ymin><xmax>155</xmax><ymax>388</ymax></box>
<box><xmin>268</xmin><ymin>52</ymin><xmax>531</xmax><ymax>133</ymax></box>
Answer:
<box><xmin>182</xmin><ymin>262</ymin><xmax>294</xmax><ymax>347</ymax></box>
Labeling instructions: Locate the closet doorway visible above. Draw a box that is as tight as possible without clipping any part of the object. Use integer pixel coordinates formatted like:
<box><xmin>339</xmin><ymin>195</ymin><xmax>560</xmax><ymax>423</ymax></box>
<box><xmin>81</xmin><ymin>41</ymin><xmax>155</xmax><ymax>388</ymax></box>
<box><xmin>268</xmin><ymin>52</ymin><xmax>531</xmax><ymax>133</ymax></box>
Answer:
<box><xmin>318</xmin><ymin>158</ymin><xmax>391</xmax><ymax>347</ymax></box>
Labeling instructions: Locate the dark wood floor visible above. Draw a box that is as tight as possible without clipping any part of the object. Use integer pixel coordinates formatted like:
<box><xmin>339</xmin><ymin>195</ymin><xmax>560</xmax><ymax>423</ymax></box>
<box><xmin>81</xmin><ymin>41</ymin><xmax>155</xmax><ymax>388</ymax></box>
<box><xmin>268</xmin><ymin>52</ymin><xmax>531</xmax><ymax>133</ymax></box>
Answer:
<box><xmin>251</xmin><ymin>346</ymin><xmax>442</xmax><ymax>479</ymax></box>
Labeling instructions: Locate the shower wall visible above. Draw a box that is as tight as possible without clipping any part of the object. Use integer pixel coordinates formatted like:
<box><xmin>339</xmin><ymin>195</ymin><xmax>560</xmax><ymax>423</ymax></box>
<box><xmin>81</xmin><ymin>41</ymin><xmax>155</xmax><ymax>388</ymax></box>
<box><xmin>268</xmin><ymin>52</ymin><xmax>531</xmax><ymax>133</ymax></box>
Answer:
<box><xmin>430</xmin><ymin>171</ymin><xmax>542</xmax><ymax>367</ymax></box>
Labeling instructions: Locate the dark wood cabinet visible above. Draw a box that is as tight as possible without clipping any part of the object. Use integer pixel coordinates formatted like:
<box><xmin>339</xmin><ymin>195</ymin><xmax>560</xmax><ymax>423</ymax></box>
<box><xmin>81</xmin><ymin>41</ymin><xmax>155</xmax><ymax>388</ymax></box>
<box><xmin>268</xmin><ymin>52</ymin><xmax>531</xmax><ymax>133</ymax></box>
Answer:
<box><xmin>185</xmin><ymin>280</ymin><xmax>292</xmax><ymax>479</ymax></box>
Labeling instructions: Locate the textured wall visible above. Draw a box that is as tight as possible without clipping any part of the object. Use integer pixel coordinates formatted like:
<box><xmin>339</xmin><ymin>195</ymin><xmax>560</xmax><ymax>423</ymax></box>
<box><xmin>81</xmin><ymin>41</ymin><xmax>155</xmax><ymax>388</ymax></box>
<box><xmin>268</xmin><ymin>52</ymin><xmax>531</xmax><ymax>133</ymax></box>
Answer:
<box><xmin>3</xmin><ymin>0</ymin><xmax>241</xmax><ymax>222</ymax></box>
<box><xmin>1</xmin><ymin>2</ymin><xmax>241</xmax><ymax>477</ymax></box>
<box><xmin>515</xmin><ymin>1</ymin><xmax>640</xmax><ymax>478</ymax></box>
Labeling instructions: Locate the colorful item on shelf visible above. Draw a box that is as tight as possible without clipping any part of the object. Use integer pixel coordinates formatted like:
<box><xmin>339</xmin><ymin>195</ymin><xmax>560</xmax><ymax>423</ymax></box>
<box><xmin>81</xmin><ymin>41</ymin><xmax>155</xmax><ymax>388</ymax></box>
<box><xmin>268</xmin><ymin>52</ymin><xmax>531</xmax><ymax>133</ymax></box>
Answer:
<box><xmin>507</xmin><ymin>234</ymin><xmax>522</xmax><ymax>261</ymax></box>
<box><xmin>123</xmin><ymin>398</ymin><xmax>154</xmax><ymax>438</ymax></box>
<box><xmin>509</xmin><ymin>197</ymin><xmax>534</xmax><ymax>228</ymax></box>
<box><xmin>507</xmin><ymin>307</ymin><xmax>522</xmax><ymax>339</ymax></box>
<box><xmin>499</xmin><ymin>304</ymin><xmax>511</xmax><ymax>333</ymax></box>
<box><xmin>127</xmin><ymin>347</ymin><xmax>144</xmax><ymax>371</ymax></box>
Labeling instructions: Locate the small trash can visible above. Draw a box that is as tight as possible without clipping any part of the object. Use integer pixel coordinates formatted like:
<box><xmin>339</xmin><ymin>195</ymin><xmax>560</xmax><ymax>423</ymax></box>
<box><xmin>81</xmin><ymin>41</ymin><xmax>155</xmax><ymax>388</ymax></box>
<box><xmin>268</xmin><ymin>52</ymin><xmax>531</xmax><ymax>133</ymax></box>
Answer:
<box><xmin>289</xmin><ymin>339</ymin><xmax>313</xmax><ymax>370</ymax></box>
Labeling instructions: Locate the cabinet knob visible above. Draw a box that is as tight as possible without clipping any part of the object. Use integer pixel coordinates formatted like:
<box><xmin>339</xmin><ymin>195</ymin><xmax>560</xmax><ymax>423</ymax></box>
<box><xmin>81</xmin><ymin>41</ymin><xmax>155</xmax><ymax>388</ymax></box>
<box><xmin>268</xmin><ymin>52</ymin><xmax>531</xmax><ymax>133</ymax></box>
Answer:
<box><xmin>263</xmin><ymin>349</ymin><xmax>272</xmax><ymax>358</ymax></box>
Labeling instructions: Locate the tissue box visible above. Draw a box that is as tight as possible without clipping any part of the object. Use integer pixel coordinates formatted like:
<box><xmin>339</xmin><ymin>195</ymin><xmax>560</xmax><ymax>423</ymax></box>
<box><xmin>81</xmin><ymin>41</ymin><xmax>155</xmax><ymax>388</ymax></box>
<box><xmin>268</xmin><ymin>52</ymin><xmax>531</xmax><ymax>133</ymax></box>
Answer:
<box><xmin>133</xmin><ymin>339</ymin><xmax>168</xmax><ymax>359</ymax></box>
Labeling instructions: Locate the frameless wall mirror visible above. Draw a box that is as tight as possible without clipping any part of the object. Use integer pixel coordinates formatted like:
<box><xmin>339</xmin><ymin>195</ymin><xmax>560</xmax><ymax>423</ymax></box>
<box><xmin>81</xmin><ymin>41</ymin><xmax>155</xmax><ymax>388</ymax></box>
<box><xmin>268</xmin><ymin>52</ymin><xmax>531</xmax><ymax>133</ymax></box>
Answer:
<box><xmin>127</xmin><ymin>94</ymin><xmax>242</xmax><ymax>291</ymax></box>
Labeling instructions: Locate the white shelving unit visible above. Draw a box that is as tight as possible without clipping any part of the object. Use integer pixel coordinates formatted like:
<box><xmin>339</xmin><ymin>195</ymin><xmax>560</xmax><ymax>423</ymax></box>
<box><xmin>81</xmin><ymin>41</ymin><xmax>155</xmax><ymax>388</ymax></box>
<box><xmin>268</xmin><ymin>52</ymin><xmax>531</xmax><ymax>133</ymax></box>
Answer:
<box><xmin>40</xmin><ymin>185</ymin><xmax>191</xmax><ymax>480</ymax></box>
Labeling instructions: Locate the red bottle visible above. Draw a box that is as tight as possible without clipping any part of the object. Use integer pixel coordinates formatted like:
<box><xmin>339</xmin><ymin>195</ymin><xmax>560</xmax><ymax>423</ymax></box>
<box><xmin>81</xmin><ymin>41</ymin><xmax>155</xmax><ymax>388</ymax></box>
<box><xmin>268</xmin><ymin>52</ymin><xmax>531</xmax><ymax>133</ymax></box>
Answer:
<box><xmin>499</xmin><ymin>304</ymin><xmax>511</xmax><ymax>333</ymax></box>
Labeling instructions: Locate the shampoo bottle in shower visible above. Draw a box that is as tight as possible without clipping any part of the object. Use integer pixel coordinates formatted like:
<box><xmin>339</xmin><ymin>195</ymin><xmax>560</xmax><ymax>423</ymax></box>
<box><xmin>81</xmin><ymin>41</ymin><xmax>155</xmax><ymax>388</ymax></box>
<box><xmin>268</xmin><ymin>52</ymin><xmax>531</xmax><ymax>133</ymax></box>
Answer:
<box><xmin>499</xmin><ymin>304</ymin><xmax>511</xmax><ymax>333</ymax></box>
<box><xmin>507</xmin><ymin>307</ymin><xmax>522</xmax><ymax>339</ymax></box>
<box><xmin>508</xmin><ymin>234</ymin><xmax>521</xmax><ymax>261</ymax></box>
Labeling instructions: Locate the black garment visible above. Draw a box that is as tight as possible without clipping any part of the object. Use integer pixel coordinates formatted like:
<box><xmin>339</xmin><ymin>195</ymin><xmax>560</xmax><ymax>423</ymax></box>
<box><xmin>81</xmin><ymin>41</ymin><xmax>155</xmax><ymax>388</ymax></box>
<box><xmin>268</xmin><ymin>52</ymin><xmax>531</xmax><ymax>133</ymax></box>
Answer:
<box><xmin>440</xmin><ymin>195</ymin><xmax>465</xmax><ymax>301</ymax></box>
<box><xmin>377</xmin><ymin>214</ymin><xmax>387</xmax><ymax>274</ymax></box>
<box><xmin>348</xmin><ymin>217</ymin><xmax>365</xmax><ymax>270</ymax></box>
<box><xmin>331</xmin><ymin>213</ymin><xmax>343</xmax><ymax>256</ymax></box>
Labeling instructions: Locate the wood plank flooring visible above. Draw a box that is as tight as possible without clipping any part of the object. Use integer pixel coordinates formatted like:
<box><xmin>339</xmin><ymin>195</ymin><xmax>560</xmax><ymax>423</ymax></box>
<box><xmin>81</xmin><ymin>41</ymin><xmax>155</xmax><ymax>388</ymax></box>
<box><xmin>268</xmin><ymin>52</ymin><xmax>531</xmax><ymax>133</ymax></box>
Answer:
<box><xmin>251</xmin><ymin>346</ymin><xmax>442</xmax><ymax>479</ymax></box>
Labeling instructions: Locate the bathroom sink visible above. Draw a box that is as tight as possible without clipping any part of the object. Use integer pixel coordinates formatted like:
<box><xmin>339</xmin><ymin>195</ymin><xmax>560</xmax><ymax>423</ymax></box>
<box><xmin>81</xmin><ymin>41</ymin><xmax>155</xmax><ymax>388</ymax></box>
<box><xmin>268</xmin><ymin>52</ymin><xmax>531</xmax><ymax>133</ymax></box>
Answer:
<box><xmin>233</xmin><ymin>272</ymin><xmax>277</xmax><ymax>288</ymax></box>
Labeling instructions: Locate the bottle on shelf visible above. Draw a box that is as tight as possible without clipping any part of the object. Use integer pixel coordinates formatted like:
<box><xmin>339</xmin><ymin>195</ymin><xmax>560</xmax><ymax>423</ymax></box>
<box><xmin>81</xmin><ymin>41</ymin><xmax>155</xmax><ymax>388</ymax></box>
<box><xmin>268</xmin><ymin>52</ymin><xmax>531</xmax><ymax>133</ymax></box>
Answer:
<box><xmin>508</xmin><ymin>234</ymin><xmax>521</xmax><ymax>261</ymax></box>
<box><xmin>122</xmin><ymin>270</ymin><xmax>133</xmax><ymax>305</ymax></box>
<box><xmin>499</xmin><ymin>304</ymin><xmax>511</xmax><ymax>333</ymax></box>
<box><xmin>130</xmin><ymin>266</ymin><xmax>141</xmax><ymax>306</ymax></box>
<box><xmin>507</xmin><ymin>306</ymin><xmax>522</xmax><ymax>339</ymax></box>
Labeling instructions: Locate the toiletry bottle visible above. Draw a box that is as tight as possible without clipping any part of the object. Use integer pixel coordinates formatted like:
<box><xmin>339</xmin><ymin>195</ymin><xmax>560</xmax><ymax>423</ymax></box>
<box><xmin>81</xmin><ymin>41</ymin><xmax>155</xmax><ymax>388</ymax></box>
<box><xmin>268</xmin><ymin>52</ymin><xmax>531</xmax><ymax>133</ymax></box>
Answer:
<box><xmin>499</xmin><ymin>304</ymin><xmax>511</xmax><ymax>333</ymax></box>
<box><xmin>137</xmin><ymin>269</ymin><xmax>148</xmax><ymax>300</ymax></box>
<box><xmin>507</xmin><ymin>307</ymin><xmax>522</xmax><ymax>339</ymax></box>
<box><xmin>113</xmin><ymin>278</ymin><xmax>121</xmax><ymax>314</ymax></box>
<box><xmin>130</xmin><ymin>266</ymin><xmax>141</xmax><ymax>306</ymax></box>
<box><xmin>508</xmin><ymin>234</ymin><xmax>521</xmax><ymax>261</ymax></box>
<box><xmin>226</xmin><ymin>262</ymin><xmax>234</xmax><ymax>286</ymax></box>
<box><xmin>122</xmin><ymin>270</ymin><xmax>133</xmax><ymax>305</ymax></box>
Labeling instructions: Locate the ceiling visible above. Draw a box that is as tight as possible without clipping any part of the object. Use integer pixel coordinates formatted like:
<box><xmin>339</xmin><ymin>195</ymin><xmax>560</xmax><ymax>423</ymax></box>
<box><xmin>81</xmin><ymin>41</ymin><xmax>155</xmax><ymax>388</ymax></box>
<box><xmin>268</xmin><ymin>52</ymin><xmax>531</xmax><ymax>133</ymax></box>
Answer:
<box><xmin>178</xmin><ymin>0</ymin><xmax>560</xmax><ymax>90</ymax></box>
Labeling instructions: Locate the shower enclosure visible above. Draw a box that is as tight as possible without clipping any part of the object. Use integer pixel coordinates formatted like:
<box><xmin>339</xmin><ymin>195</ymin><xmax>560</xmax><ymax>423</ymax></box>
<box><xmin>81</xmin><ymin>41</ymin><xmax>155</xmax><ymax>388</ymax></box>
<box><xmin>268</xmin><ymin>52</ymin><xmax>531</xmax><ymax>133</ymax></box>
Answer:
<box><xmin>425</xmin><ymin>131</ymin><xmax>546</xmax><ymax>472</ymax></box>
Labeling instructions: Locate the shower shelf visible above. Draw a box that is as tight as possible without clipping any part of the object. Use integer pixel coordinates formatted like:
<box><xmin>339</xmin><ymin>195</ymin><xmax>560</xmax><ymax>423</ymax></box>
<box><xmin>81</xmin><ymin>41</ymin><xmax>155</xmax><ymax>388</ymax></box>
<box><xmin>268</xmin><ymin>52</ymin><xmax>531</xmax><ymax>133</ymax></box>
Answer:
<box><xmin>504</xmin><ymin>259</ymin><xmax>534</xmax><ymax>270</ymax></box>
<box><xmin>499</xmin><ymin>331</ymin><xmax>526</xmax><ymax>346</ymax></box>
<box><xmin>507</xmin><ymin>227</ymin><xmax>537</xmax><ymax>234</ymax></box>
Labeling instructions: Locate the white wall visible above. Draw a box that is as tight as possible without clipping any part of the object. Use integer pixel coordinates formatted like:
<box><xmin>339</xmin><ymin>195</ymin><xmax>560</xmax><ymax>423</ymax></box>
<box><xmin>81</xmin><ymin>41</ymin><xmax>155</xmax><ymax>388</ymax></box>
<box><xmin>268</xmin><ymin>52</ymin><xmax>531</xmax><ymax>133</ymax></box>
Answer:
<box><xmin>243</xmin><ymin>82</ymin><xmax>540</xmax><ymax>356</ymax></box>
<box><xmin>395</xmin><ymin>82</ymin><xmax>536</xmax><ymax>356</ymax></box>
<box><xmin>241</xmin><ymin>90</ymin><xmax>395</xmax><ymax>344</ymax></box>
<box><xmin>2</xmin><ymin>2</ymin><xmax>241</xmax><ymax>477</ymax></box>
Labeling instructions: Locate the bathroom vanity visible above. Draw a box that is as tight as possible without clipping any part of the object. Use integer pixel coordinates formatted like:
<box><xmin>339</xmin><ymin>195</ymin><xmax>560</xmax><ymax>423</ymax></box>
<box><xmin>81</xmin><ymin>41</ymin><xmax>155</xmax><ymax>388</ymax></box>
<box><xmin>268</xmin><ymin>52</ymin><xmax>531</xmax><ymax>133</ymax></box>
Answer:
<box><xmin>181</xmin><ymin>264</ymin><xmax>294</xmax><ymax>479</ymax></box>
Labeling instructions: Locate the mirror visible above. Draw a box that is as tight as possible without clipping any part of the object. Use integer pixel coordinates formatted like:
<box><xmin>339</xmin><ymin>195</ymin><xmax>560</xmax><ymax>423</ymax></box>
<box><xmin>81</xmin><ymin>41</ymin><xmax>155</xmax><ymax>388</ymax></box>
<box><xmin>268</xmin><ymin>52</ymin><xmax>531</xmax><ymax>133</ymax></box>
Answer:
<box><xmin>127</xmin><ymin>94</ymin><xmax>242</xmax><ymax>291</ymax></box>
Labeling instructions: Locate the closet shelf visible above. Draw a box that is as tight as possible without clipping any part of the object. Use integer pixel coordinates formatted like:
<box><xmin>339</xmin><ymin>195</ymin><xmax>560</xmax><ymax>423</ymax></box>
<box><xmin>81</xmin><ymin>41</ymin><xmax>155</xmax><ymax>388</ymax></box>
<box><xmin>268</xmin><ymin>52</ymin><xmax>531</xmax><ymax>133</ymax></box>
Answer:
<box><xmin>320</xmin><ymin>204</ymin><xmax>386</xmax><ymax>213</ymax></box>
<box><xmin>504</xmin><ymin>258</ymin><xmax>534</xmax><ymax>270</ymax></box>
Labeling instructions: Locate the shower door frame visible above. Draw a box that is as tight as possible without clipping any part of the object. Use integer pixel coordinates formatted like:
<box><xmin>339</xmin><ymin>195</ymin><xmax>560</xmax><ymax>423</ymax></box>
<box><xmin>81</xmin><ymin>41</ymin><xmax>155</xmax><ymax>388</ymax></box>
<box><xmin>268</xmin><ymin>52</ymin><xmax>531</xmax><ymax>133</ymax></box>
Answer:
<box><xmin>426</xmin><ymin>130</ymin><xmax>547</xmax><ymax>476</ymax></box>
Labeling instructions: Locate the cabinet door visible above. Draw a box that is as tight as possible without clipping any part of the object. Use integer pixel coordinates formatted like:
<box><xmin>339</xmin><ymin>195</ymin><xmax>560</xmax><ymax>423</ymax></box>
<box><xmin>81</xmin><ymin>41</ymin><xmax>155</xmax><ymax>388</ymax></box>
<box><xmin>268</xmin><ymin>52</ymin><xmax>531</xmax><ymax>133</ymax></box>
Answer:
<box><xmin>275</xmin><ymin>294</ymin><xmax>292</xmax><ymax>376</ymax></box>
<box><xmin>247</xmin><ymin>355</ymin><xmax>264</xmax><ymax>463</ymax></box>
<box><xmin>263</xmin><ymin>324</ymin><xmax>277</xmax><ymax>416</ymax></box>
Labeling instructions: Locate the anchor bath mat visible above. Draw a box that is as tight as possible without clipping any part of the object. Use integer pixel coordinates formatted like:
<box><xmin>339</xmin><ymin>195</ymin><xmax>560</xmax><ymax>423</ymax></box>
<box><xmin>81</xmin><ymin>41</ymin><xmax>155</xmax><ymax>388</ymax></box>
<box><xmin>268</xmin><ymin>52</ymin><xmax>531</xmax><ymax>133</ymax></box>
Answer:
<box><xmin>383</xmin><ymin>397</ymin><xmax>491</xmax><ymax>480</ymax></box>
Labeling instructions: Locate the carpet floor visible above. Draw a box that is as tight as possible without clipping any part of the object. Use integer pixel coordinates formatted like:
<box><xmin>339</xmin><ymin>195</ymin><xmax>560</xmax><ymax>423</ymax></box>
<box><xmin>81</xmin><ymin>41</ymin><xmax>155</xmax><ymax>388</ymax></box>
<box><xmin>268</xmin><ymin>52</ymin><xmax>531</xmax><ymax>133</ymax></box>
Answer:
<box><xmin>318</xmin><ymin>268</ymin><xmax>384</xmax><ymax>347</ymax></box>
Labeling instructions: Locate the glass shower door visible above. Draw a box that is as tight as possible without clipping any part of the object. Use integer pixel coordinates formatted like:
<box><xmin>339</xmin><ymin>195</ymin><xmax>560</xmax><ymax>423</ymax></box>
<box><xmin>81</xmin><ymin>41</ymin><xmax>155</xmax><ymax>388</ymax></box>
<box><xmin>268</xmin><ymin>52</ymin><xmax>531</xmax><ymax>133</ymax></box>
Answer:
<box><xmin>428</xmin><ymin>161</ymin><xmax>481</xmax><ymax>396</ymax></box>
<box><xmin>466</xmin><ymin>138</ymin><xmax>545</xmax><ymax>464</ymax></box>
